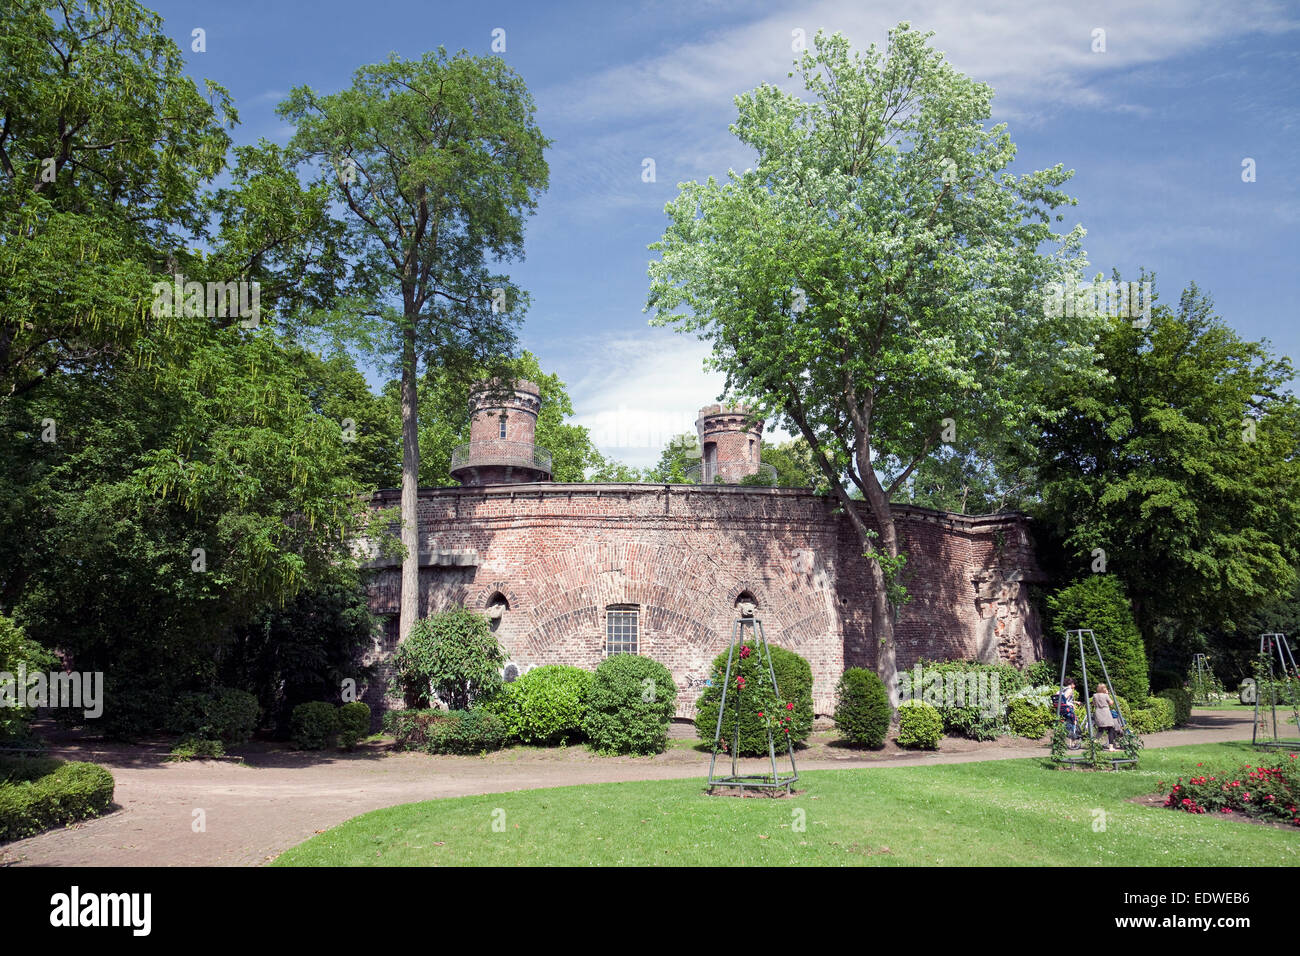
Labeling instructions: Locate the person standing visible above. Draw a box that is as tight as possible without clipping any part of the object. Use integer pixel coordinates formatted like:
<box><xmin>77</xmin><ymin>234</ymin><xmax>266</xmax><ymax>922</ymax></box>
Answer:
<box><xmin>1093</xmin><ymin>683</ymin><xmax>1119</xmax><ymax>751</ymax></box>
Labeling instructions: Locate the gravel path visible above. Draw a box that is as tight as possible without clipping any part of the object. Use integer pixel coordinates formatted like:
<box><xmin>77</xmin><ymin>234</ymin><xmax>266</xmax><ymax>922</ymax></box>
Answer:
<box><xmin>0</xmin><ymin>709</ymin><xmax>1264</xmax><ymax>867</ymax></box>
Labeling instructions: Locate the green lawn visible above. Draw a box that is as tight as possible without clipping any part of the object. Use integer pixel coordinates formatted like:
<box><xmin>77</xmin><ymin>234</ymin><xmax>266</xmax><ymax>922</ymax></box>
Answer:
<box><xmin>273</xmin><ymin>742</ymin><xmax>1299</xmax><ymax>866</ymax></box>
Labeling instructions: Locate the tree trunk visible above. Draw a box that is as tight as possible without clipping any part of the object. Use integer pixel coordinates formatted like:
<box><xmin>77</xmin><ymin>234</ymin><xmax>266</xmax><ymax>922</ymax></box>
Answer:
<box><xmin>858</xmin><ymin>447</ymin><xmax>901</xmax><ymax>706</ymax></box>
<box><xmin>398</xmin><ymin>323</ymin><xmax>420</xmax><ymax>644</ymax></box>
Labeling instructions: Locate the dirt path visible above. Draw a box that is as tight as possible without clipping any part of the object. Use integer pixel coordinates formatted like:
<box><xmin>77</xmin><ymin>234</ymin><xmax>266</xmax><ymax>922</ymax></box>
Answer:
<box><xmin>0</xmin><ymin>709</ymin><xmax>1263</xmax><ymax>867</ymax></box>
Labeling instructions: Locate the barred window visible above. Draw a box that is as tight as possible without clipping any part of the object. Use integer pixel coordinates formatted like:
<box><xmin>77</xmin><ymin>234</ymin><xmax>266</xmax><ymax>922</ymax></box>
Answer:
<box><xmin>499</xmin><ymin>415</ymin><xmax>507</xmax><ymax>439</ymax></box>
<box><xmin>605</xmin><ymin>607</ymin><xmax>639</xmax><ymax>656</ymax></box>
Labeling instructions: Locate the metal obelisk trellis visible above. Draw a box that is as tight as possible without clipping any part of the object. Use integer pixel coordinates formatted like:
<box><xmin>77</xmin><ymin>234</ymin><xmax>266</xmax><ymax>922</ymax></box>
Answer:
<box><xmin>1055</xmin><ymin>629</ymin><xmax>1135</xmax><ymax>767</ymax></box>
<box><xmin>1251</xmin><ymin>633</ymin><xmax>1300</xmax><ymax>749</ymax></box>
<box><xmin>706</xmin><ymin>614</ymin><xmax>798</xmax><ymax>793</ymax></box>
<box><xmin>1191</xmin><ymin>653</ymin><xmax>1213</xmax><ymax>705</ymax></box>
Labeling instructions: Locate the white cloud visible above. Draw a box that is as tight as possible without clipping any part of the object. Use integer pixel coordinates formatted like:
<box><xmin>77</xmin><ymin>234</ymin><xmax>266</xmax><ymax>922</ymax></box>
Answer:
<box><xmin>560</xmin><ymin>331</ymin><xmax>791</xmax><ymax>467</ymax></box>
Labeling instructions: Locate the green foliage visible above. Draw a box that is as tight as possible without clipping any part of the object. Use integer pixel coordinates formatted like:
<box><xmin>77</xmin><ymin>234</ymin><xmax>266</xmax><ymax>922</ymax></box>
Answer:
<box><xmin>896</xmin><ymin>700</ymin><xmax>943</xmax><ymax>749</ymax></box>
<box><xmin>833</xmin><ymin>668</ymin><xmax>891</xmax><ymax>747</ymax></box>
<box><xmin>0</xmin><ymin>757</ymin><xmax>115</xmax><ymax>842</ymax></box>
<box><xmin>384</xmin><ymin>709</ymin><xmax>510</xmax><ymax>755</ymax></box>
<box><xmin>693</xmin><ymin>642</ymin><xmax>814</xmax><ymax>755</ymax></box>
<box><xmin>644</xmin><ymin>433</ymin><xmax>700</xmax><ymax>484</ymax></box>
<box><xmin>1030</xmin><ymin>279</ymin><xmax>1300</xmax><ymax>647</ymax></box>
<box><xmin>494</xmin><ymin>665</ymin><xmax>591</xmax><ymax>746</ymax></box>
<box><xmin>167</xmin><ymin>688</ymin><xmax>260</xmax><ymax>746</ymax></box>
<box><xmin>167</xmin><ymin>738</ymin><xmax>226</xmax><ymax>761</ymax></box>
<box><xmin>0</xmin><ymin>614</ymin><xmax>57</xmax><ymax>743</ymax></box>
<box><xmin>648</xmin><ymin>25</ymin><xmax>1099</xmax><ymax>681</ymax></box>
<box><xmin>1046</xmin><ymin>576</ymin><xmax>1149</xmax><ymax>702</ymax></box>
<box><xmin>583</xmin><ymin>655</ymin><xmax>677</xmax><ymax>756</ymax></box>
<box><xmin>1024</xmin><ymin>659</ymin><xmax>1059</xmax><ymax>688</ymax></box>
<box><xmin>906</xmin><ymin>659</ymin><xmax>1029</xmax><ymax>739</ymax></box>
<box><xmin>337</xmin><ymin>702</ymin><xmax>372</xmax><ymax>750</ymax></box>
<box><xmin>389</xmin><ymin>607</ymin><xmax>504</xmax><ymax>711</ymax></box>
<box><xmin>1125</xmin><ymin>697</ymin><xmax>1176</xmax><ymax>735</ymax></box>
<box><xmin>1158</xmin><ymin>687</ymin><xmax>1193</xmax><ymax>727</ymax></box>
<box><xmin>220</xmin><ymin>575</ymin><xmax>377</xmax><ymax>736</ymax></box>
<box><xmin>1007</xmin><ymin>695</ymin><xmax>1053</xmax><ymax>739</ymax></box>
<box><xmin>291</xmin><ymin>701</ymin><xmax>339</xmax><ymax>750</ymax></box>
<box><xmin>761</xmin><ymin>439</ymin><xmax>829</xmax><ymax>491</ymax></box>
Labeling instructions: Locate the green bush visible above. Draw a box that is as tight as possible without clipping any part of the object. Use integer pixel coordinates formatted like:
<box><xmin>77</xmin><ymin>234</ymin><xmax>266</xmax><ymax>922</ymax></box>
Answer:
<box><xmin>1023</xmin><ymin>659</ymin><xmax>1059</xmax><ymax>687</ymax></box>
<box><xmin>1157</xmin><ymin>687</ymin><xmax>1192</xmax><ymax>727</ymax></box>
<box><xmin>495</xmin><ymin>665</ymin><xmax>591</xmax><ymax>745</ymax></box>
<box><xmin>168</xmin><ymin>687</ymin><xmax>260</xmax><ymax>746</ymax></box>
<box><xmin>693</xmin><ymin>641</ymin><xmax>813</xmax><ymax>755</ymax></box>
<box><xmin>384</xmin><ymin>708</ymin><xmax>509</xmax><ymax>755</ymax></box>
<box><xmin>1045</xmin><ymin>576</ymin><xmax>1149</xmax><ymax>702</ymax></box>
<box><xmin>1007</xmin><ymin>693</ymin><xmax>1053</xmax><ymax>738</ymax></box>
<box><xmin>0</xmin><ymin>614</ymin><xmax>57</xmax><ymax>744</ymax></box>
<box><xmin>583</xmin><ymin>655</ymin><xmax>677</xmax><ymax>755</ymax></box>
<box><xmin>291</xmin><ymin>701</ymin><xmax>339</xmax><ymax>750</ymax></box>
<box><xmin>0</xmin><ymin>757</ymin><xmax>115</xmax><ymax>842</ymax></box>
<box><xmin>1125</xmin><ymin>696</ymin><xmax>1175</xmax><ymax>735</ymax></box>
<box><xmin>388</xmin><ymin>606</ymin><xmax>504</xmax><ymax>710</ymax></box>
<box><xmin>903</xmin><ymin>659</ymin><xmax>1028</xmax><ymax>740</ymax></box>
<box><xmin>336</xmin><ymin>701</ymin><xmax>372</xmax><ymax>749</ymax></box>
<box><xmin>896</xmin><ymin>699</ymin><xmax>943</xmax><ymax>749</ymax></box>
<box><xmin>833</xmin><ymin>668</ymin><xmax>891</xmax><ymax>747</ymax></box>
<box><xmin>167</xmin><ymin>738</ymin><xmax>225</xmax><ymax>761</ymax></box>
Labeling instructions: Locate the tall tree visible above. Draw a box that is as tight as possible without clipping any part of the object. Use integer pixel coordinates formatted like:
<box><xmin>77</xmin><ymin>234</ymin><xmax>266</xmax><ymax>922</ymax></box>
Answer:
<box><xmin>0</xmin><ymin>0</ymin><xmax>231</xmax><ymax>398</ymax></box>
<box><xmin>280</xmin><ymin>50</ymin><xmax>549</xmax><ymax>642</ymax></box>
<box><xmin>648</xmin><ymin>26</ymin><xmax>1099</xmax><ymax>696</ymax></box>
<box><xmin>1030</xmin><ymin>278</ymin><xmax>1300</xmax><ymax>651</ymax></box>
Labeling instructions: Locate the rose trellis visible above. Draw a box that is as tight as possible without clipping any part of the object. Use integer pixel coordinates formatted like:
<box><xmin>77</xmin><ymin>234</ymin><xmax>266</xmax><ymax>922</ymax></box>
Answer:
<box><xmin>706</xmin><ymin>614</ymin><xmax>798</xmax><ymax>793</ymax></box>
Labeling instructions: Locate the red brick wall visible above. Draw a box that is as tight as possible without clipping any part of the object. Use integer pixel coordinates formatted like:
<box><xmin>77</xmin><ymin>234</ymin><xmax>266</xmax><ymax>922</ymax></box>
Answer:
<box><xmin>362</xmin><ymin>484</ymin><xmax>1045</xmax><ymax>718</ymax></box>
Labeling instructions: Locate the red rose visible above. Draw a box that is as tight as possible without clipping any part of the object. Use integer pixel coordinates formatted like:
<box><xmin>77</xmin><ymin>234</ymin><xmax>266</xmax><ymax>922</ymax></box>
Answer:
<box><xmin>786</xmin><ymin>702</ymin><xmax>794</xmax><ymax>710</ymax></box>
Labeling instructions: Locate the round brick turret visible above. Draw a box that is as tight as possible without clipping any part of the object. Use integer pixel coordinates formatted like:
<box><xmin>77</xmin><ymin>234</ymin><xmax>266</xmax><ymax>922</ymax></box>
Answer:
<box><xmin>450</xmin><ymin>380</ymin><xmax>552</xmax><ymax>486</ymax></box>
<box><xmin>696</xmin><ymin>404</ymin><xmax>763</xmax><ymax>484</ymax></box>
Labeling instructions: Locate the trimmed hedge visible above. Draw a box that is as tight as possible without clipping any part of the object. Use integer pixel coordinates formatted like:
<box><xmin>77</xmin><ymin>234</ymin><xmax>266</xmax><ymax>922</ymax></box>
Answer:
<box><xmin>1125</xmin><ymin>696</ymin><xmax>1176</xmax><ymax>735</ymax></box>
<box><xmin>583</xmin><ymin>655</ymin><xmax>677</xmax><ymax>755</ymax></box>
<box><xmin>0</xmin><ymin>757</ymin><xmax>115</xmax><ymax>842</ymax></box>
<box><xmin>495</xmin><ymin>665</ymin><xmax>591</xmax><ymax>745</ymax></box>
<box><xmin>337</xmin><ymin>701</ymin><xmax>372</xmax><ymax>749</ymax></box>
<box><xmin>896</xmin><ymin>699</ymin><xmax>943</xmax><ymax>749</ymax></box>
<box><xmin>383</xmin><ymin>708</ymin><xmax>510</xmax><ymax>755</ymax></box>
<box><xmin>1157</xmin><ymin>687</ymin><xmax>1192</xmax><ymax>727</ymax></box>
<box><xmin>833</xmin><ymin>668</ymin><xmax>891</xmax><ymax>747</ymax></box>
<box><xmin>693</xmin><ymin>641</ymin><xmax>814</xmax><ymax>755</ymax></box>
<box><xmin>291</xmin><ymin>701</ymin><xmax>339</xmax><ymax>750</ymax></box>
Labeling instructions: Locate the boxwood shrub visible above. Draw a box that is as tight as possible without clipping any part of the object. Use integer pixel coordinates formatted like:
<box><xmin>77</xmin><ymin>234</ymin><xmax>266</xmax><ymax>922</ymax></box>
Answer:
<box><xmin>1157</xmin><ymin>687</ymin><xmax>1192</xmax><ymax>727</ymax></box>
<box><xmin>833</xmin><ymin>668</ymin><xmax>891</xmax><ymax>747</ymax></box>
<box><xmin>291</xmin><ymin>701</ymin><xmax>340</xmax><ymax>750</ymax></box>
<box><xmin>0</xmin><ymin>757</ymin><xmax>115</xmax><ymax>842</ymax></box>
<box><xmin>896</xmin><ymin>699</ymin><xmax>943</xmax><ymax>749</ymax></box>
<box><xmin>1125</xmin><ymin>696</ymin><xmax>1175</xmax><ymax>735</ymax></box>
<box><xmin>583</xmin><ymin>654</ymin><xmax>677</xmax><ymax>755</ymax></box>
<box><xmin>495</xmin><ymin>665</ymin><xmax>591</xmax><ymax>745</ymax></box>
<box><xmin>384</xmin><ymin>708</ymin><xmax>509</xmax><ymax>754</ymax></box>
<box><xmin>693</xmin><ymin>641</ymin><xmax>814</xmax><ymax>755</ymax></box>
<box><xmin>336</xmin><ymin>702</ymin><xmax>372</xmax><ymax>750</ymax></box>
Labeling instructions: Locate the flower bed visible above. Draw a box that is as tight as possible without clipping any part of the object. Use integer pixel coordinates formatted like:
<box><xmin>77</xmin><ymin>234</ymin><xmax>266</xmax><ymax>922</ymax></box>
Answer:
<box><xmin>1157</xmin><ymin>753</ymin><xmax>1300</xmax><ymax>826</ymax></box>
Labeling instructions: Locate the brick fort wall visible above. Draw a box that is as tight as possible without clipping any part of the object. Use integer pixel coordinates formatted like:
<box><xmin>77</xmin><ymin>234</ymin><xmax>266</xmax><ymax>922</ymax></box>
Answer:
<box><xmin>360</xmin><ymin>483</ymin><xmax>1046</xmax><ymax>718</ymax></box>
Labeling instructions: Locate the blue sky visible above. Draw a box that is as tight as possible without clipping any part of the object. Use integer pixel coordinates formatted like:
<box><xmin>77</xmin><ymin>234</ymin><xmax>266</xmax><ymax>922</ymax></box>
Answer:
<box><xmin>152</xmin><ymin>0</ymin><xmax>1299</xmax><ymax>467</ymax></box>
